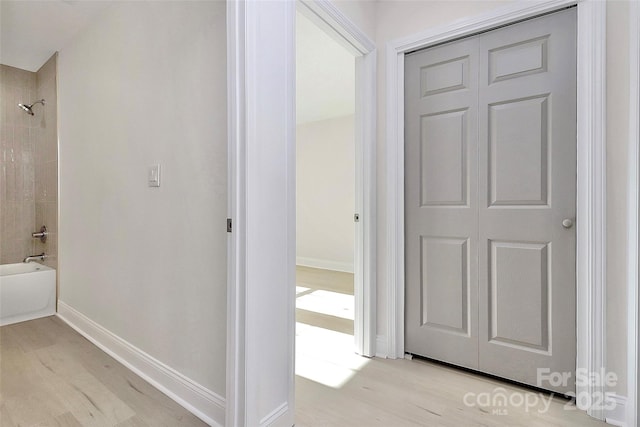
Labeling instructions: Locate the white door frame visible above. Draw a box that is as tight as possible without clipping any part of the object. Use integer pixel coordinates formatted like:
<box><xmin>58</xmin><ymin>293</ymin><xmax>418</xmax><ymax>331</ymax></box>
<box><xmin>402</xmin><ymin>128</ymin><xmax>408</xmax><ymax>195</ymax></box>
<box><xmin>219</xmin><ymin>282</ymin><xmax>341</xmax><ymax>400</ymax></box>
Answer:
<box><xmin>385</xmin><ymin>0</ymin><xmax>607</xmax><ymax>418</ymax></box>
<box><xmin>226</xmin><ymin>0</ymin><xmax>376</xmax><ymax>425</ymax></box>
<box><xmin>627</xmin><ymin>2</ymin><xmax>640</xmax><ymax>426</ymax></box>
<box><xmin>296</xmin><ymin>0</ymin><xmax>377</xmax><ymax>357</ymax></box>
<box><xmin>226</xmin><ymin>0</ymin><xmax>296</xmax><ymax>425</ymax></box>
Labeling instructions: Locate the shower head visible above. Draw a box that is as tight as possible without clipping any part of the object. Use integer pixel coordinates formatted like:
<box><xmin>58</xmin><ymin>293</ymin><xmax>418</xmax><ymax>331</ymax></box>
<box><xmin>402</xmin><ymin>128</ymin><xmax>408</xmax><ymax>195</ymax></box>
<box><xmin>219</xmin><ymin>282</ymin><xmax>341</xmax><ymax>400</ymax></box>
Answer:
<box><xmin>17</xmin><ymin>99</ymin><xmax>45</xmax><ymax>116</ymax></box>
<box><xmin>18</xmin><ymin>103</ymin><xmax>34</xmax><ymax>115</ymax></box>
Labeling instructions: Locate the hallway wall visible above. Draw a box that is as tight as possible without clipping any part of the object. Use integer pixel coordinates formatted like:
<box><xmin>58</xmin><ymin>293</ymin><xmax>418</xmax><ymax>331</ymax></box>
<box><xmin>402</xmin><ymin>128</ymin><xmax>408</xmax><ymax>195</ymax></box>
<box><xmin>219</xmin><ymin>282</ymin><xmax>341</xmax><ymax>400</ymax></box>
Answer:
<box><xmin>57</xmin><ymin>0</ymin><xmax>227</xmax><ymax>407</ymax></box>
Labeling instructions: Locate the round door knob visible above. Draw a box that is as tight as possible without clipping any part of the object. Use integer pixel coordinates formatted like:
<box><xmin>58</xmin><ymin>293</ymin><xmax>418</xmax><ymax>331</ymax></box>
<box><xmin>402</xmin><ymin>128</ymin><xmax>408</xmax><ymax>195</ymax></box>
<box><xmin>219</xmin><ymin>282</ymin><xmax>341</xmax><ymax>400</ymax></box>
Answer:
<box><xmin>562</xmin><ymin>218</ymin><xmax>574</xmax><ymax>229</ymax></box>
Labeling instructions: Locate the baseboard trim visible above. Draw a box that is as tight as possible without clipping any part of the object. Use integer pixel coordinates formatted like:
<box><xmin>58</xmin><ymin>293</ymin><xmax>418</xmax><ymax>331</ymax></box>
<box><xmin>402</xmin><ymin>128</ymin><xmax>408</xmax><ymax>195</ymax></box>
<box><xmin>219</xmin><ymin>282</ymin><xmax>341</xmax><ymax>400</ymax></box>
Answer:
<box><xmin>375</xmin><ymin>335</ymin><xmax>388</xmax><ymax>359</ymax></box>
<box><xmin>259</xmin><ymin>402</ymin><xmax>288</xmax><ymax>427</ymax></box>
<box><xmin>296</xmin><ymin>256</ymin><xmax>354</xmax><ymax>273</ymax></box>
<box><xmin>605</xmin><ymin>394</ymin><xmax>627</xmax><ymax>426</ymax></box>
<box><xmin>56</xmin><ymin>301</ymin><xmax>225</xmax><ymax>427</ymax></box>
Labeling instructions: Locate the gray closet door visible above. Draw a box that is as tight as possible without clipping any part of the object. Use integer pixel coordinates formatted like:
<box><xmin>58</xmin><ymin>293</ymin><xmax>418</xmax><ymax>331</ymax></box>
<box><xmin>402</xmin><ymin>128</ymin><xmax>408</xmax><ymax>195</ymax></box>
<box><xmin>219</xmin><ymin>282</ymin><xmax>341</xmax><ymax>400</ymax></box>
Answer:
<box><xmin>404</xmin><ymin>37</ymin><xmax>480</xmax><ymax>370</ymax></box>
<box><xmin>405</xmin><ymin>9</ymin><xmax>576</xmax><ymax>393</ymax></box>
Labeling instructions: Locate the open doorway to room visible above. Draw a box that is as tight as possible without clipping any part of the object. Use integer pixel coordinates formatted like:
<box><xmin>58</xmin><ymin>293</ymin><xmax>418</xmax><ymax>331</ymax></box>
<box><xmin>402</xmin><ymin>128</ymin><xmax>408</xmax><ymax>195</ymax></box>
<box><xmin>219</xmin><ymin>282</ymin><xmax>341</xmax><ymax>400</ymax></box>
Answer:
<box><xmin>294</xmin><ymin>9</ymin><xmax>365</xmax><ymax>390</ymax></box>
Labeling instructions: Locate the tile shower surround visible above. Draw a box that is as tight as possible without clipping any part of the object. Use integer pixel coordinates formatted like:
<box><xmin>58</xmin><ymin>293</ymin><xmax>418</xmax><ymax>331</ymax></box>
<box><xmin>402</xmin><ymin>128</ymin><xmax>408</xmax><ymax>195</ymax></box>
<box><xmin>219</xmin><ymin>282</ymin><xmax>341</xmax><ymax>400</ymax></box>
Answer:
<box><xmin>0</xmin><ymin>55</ymin><xmax>58</xmax><ymax>268</ymax></box>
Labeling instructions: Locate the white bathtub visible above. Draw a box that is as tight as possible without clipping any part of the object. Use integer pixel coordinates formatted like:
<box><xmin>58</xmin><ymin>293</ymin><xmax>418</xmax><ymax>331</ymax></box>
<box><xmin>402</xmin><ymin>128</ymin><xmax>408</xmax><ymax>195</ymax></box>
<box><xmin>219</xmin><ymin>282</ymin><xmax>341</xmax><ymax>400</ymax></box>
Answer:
<box><xmin>0</xmin><ymin>262</ymin><xmax>56</xmax><ymax>326</ymax></box>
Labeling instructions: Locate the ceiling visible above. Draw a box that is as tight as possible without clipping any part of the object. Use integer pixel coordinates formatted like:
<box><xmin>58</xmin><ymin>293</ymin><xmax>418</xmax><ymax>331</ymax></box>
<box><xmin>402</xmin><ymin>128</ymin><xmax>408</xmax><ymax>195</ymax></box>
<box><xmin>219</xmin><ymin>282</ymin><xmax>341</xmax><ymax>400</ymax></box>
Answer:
<box><xmin>0</xmin><ymin>1</ymin><xmax>113</xmax><ymax>72</ymax></box>
<box><xmin>296</xmin><ymin>11</ymin><xmax>355</xmax><ymax>124</ymax></box>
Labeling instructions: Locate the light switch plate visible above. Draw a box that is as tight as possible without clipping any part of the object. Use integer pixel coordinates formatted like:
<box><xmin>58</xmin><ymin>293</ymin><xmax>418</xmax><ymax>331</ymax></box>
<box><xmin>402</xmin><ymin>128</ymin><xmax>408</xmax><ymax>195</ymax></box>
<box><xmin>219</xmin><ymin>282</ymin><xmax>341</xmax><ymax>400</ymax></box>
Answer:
<box><xmin>148</xmin><ymin>164</ymin><xmax>161</xmax><ymax>187</ymax></box>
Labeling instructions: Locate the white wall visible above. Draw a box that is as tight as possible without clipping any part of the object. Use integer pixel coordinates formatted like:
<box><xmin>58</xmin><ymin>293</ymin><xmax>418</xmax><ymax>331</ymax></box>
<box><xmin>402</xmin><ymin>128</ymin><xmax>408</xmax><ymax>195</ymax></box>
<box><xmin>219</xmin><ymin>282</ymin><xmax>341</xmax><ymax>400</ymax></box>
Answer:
<box><xmin>57</xmin><ymin>0</ymin><xmax>227</xmax><ymax>399</ymax></box>
<box><xmin>296</xmin><ymin>11</ymin><xmax>355</xmax><ymax>124</ymax></box>
<box><xmin>333</xmin><ymin>0</ymin><xmax>632</xmax><ymax>396</ymax></box>
<box><xmin>296</xmin><ymin>115</ymin><xmax>355</xmax><ymax>272</ymax></box>
<box><xmin>331</xmin><ymin>0</ymin><xmax>377</xmax><ymax>43</ymax></box>
<box><xmin>606</xmin><ymin>0</ymin><xmax>630</xmax><ymax>395</ymax></box>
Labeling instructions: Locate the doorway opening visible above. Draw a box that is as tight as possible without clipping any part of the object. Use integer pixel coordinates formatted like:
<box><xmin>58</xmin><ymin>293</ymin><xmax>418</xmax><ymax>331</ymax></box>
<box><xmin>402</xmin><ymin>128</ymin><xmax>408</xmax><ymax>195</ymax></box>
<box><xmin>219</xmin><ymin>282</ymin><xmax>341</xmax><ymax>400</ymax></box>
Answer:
<box><xmin>294</xmin><ymin>8</ymin><xmax>364</xmax><ymax>389</ymax></box>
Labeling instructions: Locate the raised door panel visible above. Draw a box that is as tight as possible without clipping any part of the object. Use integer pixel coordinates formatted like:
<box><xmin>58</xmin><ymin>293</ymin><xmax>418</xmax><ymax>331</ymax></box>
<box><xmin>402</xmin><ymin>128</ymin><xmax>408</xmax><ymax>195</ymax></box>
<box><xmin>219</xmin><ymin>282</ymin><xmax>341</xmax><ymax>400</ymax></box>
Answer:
<box><xmin>489</xmin><ymin>96</ymin><xmax>549</xmax><ymax>206</ymax></box>
<box><xmin>421</xmin><ymin>110</ymin><xmax>468</xmax><ymax>206</ymax></box>
<box><xmin>421</xmin><ymin>56</ymin><xmax>470</xmax><ymax>96</ymax></box>
<box><xmin>489</xmin><ymin>36</ymin><xmax>548</xmax><ymax>83</ymax></box>
<box><xmin>421</xmin><ymin>237</ymin><xmax>469</xmax><ymax>335</ymax></box>
<box><xmin>489</xmin><ymin>240</ymin><xmax>550</xmax><ymax>352</ymax></box>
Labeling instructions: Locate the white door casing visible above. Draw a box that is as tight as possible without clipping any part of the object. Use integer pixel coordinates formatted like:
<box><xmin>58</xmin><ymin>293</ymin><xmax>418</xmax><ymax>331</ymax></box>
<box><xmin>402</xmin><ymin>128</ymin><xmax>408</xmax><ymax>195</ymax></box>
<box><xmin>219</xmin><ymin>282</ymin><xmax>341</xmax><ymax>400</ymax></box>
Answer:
<box><xmin>226</xmin><ymin>0</ymin><xmax>296</xmax><ymax>426</ymax></box>
<box><xmin>386</xmin><ymin>0</ymin><xmax>606</xmax><ymax>418</ymax></box>
<box><xmin>627</xmin><ymin>2</ymin><xmax>640</xmax><ymax>426</ymax></box>
<box><xmin>226</xmin><ymin>1</ymin><xmax>376</xmax><ymax>426</ymax></box>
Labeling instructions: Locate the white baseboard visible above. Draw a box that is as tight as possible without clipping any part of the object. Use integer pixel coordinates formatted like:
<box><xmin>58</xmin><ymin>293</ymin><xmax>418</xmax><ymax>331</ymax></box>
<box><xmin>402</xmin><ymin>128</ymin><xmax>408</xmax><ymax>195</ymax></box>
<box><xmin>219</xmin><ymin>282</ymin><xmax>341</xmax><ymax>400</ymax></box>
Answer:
<box><xmin>259</xmin><ymin>402</ymin><xmax>289</xmax><ymax>427</ymax></box>
<box><xmin>375</xmin><ymin>335</ymin><xmax>388</xmax><ymax>359</ymax></box>
<box><xmin>56</xmin><ymin>301</ymin><xmax>225</xmax><ymax>427</ymax></box>
<box><xmin>605</xmin><ymin>394</ymin><xmax>627</xmax><ymax>426</ymax></box>
<box><xmin>296</xmin><ymin>256</ymin><xmax>354</xmax><ymax>273</ymax></box>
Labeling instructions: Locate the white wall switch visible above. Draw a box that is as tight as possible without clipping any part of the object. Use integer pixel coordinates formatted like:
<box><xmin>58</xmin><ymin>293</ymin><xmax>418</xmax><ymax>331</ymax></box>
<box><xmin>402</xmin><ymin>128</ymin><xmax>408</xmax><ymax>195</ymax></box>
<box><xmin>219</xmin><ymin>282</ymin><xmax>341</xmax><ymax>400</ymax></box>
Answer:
<box><xmin>148</xmin><ymin>164</ymin><xmax>161</xmax><ymax>187</ymax></box>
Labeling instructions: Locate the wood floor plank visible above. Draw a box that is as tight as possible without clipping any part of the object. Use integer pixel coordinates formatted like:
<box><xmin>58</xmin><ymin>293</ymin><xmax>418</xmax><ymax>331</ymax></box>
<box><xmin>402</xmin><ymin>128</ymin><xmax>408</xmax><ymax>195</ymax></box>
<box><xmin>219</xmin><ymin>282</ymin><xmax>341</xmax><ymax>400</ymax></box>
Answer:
<box><xmin>296</xmin><ymin>266</ymin><xmax>354</xmax><ymax>295</ymax></box>
<box><xmin>5</xmin><ymin>319</ymin><xmax>56</xmax><ymax>353</ymax></box>
<box><xmin>296</xmin><ymin>308</ymin><xmax>353</xmax><ymax>335</ymax></box>
<box><xmin>53</xmin><ymin>412</ymin><xmax>85</xmax><ymax>427</ymax></box>
<box><xmin>31</xmin><ymin>412</ymin><xmax>85</xmax><ymax>427</ymax></box>
<box><xmin>115</xmin><ymin>415</ymin><xmax>151</xmax><ymax>427</ymax></box>
<box><xmin>0</xmin><ymin>325</ymin><xmax>20</xmax><ymax>352</ymax></box>
<box><xmin>67</xmin><ymin>371</ymin><xmax>137</xmax><ymax>426</ymax></box>
<box><xmin>4</xmin><ymin>389</ymin><xmax>68</xmax><ymax>427</ymax></box>
<box><xmin>58</xmin><ymin>335</ymin><xmax>205</xmax><ymax>426</ymax></box>
<box><xmin>1</xmin><ymin>317</ymin><xmax>206</xmax><ymax>427</ymax></box>
<box><xmin>0</xmin><ymin>402</ymin><xmax>18</xmax><ymax>427</ymax></box>
<box><xmin>25</xmin><ymin>343</ymin><xmax>136</xmax><ymax>426</ymax></box>
<box><xmin>1</xmin><ymin>345</ymin><xmax>70</xmax><ymax>425</ymax></box>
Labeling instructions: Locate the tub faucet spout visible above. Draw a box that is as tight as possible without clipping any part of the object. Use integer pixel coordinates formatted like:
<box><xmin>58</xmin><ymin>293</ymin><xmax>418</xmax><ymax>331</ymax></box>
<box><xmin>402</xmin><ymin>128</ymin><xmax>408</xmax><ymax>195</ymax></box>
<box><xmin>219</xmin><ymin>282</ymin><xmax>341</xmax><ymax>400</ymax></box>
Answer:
<box><xmin>23</xmin><ymin>253</ymin><xmax>47</xmax><ymax>263</ymax></box>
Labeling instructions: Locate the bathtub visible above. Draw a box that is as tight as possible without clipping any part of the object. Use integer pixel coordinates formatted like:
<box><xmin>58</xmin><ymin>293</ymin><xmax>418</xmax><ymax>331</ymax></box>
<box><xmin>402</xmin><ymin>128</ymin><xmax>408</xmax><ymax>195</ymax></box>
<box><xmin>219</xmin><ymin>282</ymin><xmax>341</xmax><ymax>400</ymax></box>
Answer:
<box><xmin>0</xmin><ymin>262</ymin><xmax>56</xmax><ymax>326</ymax></box>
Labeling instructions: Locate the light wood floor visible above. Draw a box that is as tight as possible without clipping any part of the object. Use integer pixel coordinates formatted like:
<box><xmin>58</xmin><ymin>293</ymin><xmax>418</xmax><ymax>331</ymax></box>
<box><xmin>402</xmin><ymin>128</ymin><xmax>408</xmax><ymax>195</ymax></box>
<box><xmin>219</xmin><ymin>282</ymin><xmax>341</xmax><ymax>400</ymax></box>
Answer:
<box><xmin>0</xmin><ymin>269</ymin><xmax>611</xmax><ymax>427</ymax></box>
<box><xmin>296</xmin><ymin>266</ymin><xmax>354</xmax><ymax>335</ymax></box>
<box><xmin>295</xmin><ymin>266</ymin><xmax>608</xmax><ymax>427</ymax></box>
<box><xmin>0</xmin><ymin>316</ymin><xmax>207</xmax><ymax>427</ymax></box>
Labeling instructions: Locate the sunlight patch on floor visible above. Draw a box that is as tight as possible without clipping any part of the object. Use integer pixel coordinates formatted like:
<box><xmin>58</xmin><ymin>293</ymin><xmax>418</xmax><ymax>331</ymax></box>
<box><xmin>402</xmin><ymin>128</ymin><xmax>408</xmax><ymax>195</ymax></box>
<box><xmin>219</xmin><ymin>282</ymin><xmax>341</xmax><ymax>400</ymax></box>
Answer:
<box><xmin>296</xmin><ymin>286</ymin><xmax>310</xmax><ymax>295</ymax></box>
<box><xmin>296</xmin><ymin>290</ymin><xmax>354</xmax><ymax>320</ymax></box>
<box><xmin>295</xmin><ymin>322</ymin><xmax>370</xmax><ymax>388</ymax></box>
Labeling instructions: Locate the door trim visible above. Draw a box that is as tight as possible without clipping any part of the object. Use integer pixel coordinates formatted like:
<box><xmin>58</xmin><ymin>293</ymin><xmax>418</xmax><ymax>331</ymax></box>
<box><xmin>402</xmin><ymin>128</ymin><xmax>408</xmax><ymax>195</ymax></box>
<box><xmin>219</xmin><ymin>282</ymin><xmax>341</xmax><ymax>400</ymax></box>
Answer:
<box><xmin>384</xmin><ymin>0</ymin><xmax>607</xmax><ymax>418</ymax></box>
<box><xmin>297</xmin><ymin>0</ymin><xmax>377</xmax><ymax>357</ymax></box>
<box><xmin>226</xmin><ymin>1</ymin><xmax>377</xmax><ymax>425</ymax></box>
<box><xmin>226</xmin><ymin>0</ymin><xmax>297</xmax><ymax>425</ymax></box>
<box><xmin>627</xmin><ymin>3</ymin><xmax>640</xmax><ymax>426</ymax></box>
